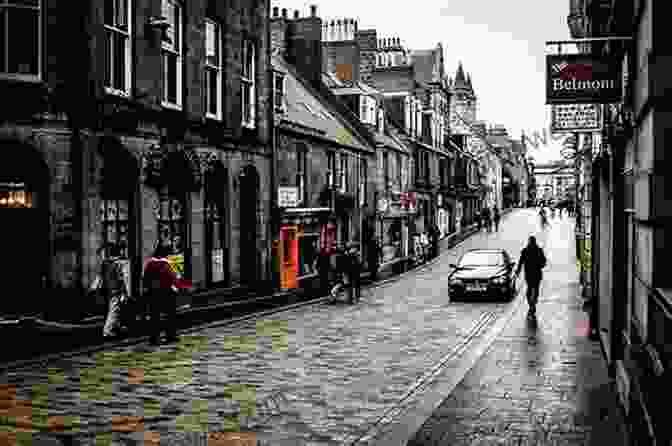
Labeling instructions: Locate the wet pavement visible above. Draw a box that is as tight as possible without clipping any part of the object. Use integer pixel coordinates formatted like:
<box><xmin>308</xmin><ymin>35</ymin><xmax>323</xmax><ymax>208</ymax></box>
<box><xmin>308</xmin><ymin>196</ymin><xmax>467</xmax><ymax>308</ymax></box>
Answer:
<box><xmin>407</xmin><ymin>213</ymin><xmax>629</xmax><ymax>446</ymax></box>
<box><xmin>0</xmin><ymin>209</ymin><xmax>612</xmax><ymax>446</ymax></box>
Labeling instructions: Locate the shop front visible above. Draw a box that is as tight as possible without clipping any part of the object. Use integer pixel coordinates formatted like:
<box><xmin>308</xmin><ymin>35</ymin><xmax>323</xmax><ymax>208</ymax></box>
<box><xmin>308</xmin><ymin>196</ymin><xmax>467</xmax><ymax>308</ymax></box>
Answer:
<box><xmin>376</xmin><ymin>192</ymin><xmax>416</xmax><ymax>269</ymax></box>
<box><xmin>0</xmin><ymin>141</ymin><xmax>49</xmax><ymax>317</ymax></box>
<box><xmin>278</xmin><ymin>208</ymin><xmax>333</xmax><ymax>291</ymax></box>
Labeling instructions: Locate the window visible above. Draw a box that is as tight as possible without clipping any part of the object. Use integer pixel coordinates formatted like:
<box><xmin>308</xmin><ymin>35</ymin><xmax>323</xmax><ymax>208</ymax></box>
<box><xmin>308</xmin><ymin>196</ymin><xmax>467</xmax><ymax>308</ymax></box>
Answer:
<box><xmin>161</xmin><ymin>0</ymin><xmax>182</xmax><ymax>108</ymax></box>
<box><xmin>274</xmin><ymin>72</ymin><xmax>285</xmax><ymax>113</ymax></box>
<box><xmin>157</xmin><ymin>189</ymin><xmax>186</xmax><ymax>277</ymax></box>
<box><xmin>296</xmin><ymin>146</ymin><xmax>307</xmax><ymax>205</ymax></box>
<box><xmin>204</xmin><ymin>19</ymin><xmax>222</xmax><ymax>119</ymax></box>
<box><xmin>338</xmin><ymin>153</ymin><xmax>347</xmax><ymax>193</ymax></box>
<box><xmin>359</xmin><ymin>158</ymin><xmax>367</xmax><ymax>206</ymax></box>
<box><xmin>0</xmin><ymin>0</ymin><xmax>41</xmax><ymax>78</ymax></box>
<box><xmin>377</xmin><ymin>107</ymin><xmax>385</xmax><ymax>133</ymax></box>
<box><xmin>100</xmin><ymin>199</ymin><xmax>130</xmax><ymax>259</ymax></box>
<box><xmin>104</xmin><ymin>0</ymin><xmax>131</xmax><ymax>95</ymax></box>
<box><xmin>383</xmin><ymin>152</ymin><xmax>389</xmax><ymax>192</ymax></box>
<box><xmin>241</xmin><ymin>39</ymin><xmax>256</xmax><ymax>128</ymax></box>
<box><xmin>396</xmin><ymin>153</ymin><xmax>402</xmax><ymax>189</ymax></box>
<box><xmin>327</xmin><ymin>151</ymin><xmax>335</xmax><ymax>188</ymax></box>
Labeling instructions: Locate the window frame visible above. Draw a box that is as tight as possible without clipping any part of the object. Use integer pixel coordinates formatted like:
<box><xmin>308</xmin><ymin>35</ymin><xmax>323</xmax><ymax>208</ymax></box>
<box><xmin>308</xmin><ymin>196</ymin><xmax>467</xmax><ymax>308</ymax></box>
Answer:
<box><xmin>274</xmin><ymin>72</ymin><xmax>285</xmax><ymax>113</ymax></box>
<box><xmin>104</xmin><ymin>0</ymin><xmax>132</xmax><ymax>96</ymax></box>
<box><xmin>296</xmin><ymin>145</ymin><xmax>307</xmax><ymax>205</ymax></box>
<box><xmin>204</xmin><ymin>18</ymin><xmax>222</xmax><ymax>120</ymax></box>
<box><xmin>0</xmin><ymin>0</ymin><xmax>42</xmax><ymax>81</ymax></box>
<box><xmin>241</xmin><ymin>38</ymin><xmax>256</xmax><ymax>128</ymax></box>
<box><xmin>161</xmin><ymin>0</ymin><xmax>183</xmax><ymax>109</ymax></box>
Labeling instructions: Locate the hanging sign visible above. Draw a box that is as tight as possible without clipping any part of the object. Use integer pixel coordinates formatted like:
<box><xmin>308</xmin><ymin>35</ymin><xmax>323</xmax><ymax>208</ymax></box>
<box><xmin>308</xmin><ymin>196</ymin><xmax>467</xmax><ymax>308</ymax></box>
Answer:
<box><xmin>551</xmin><ymin>104</ymin><xmax>603</xmax><ymax>133</ymax></box>
<box><xmin>546</xmin><ymin>54</ymin><xmax>622</xmax><ymax>104</ymax></box>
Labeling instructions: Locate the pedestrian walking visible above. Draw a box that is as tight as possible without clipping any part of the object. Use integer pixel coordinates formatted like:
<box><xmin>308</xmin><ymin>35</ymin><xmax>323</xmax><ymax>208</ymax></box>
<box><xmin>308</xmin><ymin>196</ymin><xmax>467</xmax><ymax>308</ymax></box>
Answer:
<box><xmin>482</xmin><ymin>207</ymin><xmax>492</xmax><ymax>233</ymax></box>
<box><xmin>539</xmin><ymin>207</ymin><xmax>549</xmax><ymax>229</ymax></box>
<box><xmin>365</xmin><ymin>224</ymin><xmax>380</xmax><ymax>281</ymax></box>
<box><xmin>336</xmin><ymin>242</ymin><xmax>361</xmax><ymax>303</ymax></box>
<box><xmin>143</xmin><ymin>245</ymin><xmax>180</xmax><ymax>344</ymax></box>
<box><xmin>492</xmin><ymin>207</ymin><xmax>501</xmax><ymax>232</ymax></box>
<box><xmin>91</xmin><ymin>244</ymin><xmax>130</xmax><ymax>339</ymax></box>
<box><xmin>428</xmin><ymin>224</ymin><xmax>440</xmax><ymax>259</ymax></box>
<box><xmin>514</xmin><ymin>236</ymin><xmax>547</xmax><ymax>317</ymax></box>
<box><xmin>475</xmin><ymin>212</ymin><xmax>482</xmax><ymax>231</ymax></box>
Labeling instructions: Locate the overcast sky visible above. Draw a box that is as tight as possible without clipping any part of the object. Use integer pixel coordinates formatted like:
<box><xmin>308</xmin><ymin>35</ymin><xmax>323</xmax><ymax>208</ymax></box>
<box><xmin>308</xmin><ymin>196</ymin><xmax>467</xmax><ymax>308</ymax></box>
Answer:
<box><xmin>272</xmin><ymin>0</ymin><xmax>571</xmax><ymax>163</ymax></box>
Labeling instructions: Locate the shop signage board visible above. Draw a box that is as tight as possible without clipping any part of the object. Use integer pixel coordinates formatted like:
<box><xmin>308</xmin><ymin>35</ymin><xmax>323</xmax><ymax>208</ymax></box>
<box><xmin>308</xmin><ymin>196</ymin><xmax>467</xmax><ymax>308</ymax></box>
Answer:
<box><xmin>278</xmin><ymin>187</ymin><xmax>299</xmax><ymax>208</ymax></box>
<box><xmin>546</xmin><ymin>54</ymin><xmax>622</xmax><ymax>104</ymax></box>
<box><xmin>551</xmin><ymin>104</ymin><xmax>603</xmax><ymax>133</ymax></box>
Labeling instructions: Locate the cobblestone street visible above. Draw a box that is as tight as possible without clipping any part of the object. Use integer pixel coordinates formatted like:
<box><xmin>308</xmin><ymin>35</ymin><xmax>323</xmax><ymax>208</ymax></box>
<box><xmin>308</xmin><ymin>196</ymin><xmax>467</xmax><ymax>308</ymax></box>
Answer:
<box><xmin>2</xmin><ymin>209</ymin><xmax>555</xmax><ymax>446</ymax></box>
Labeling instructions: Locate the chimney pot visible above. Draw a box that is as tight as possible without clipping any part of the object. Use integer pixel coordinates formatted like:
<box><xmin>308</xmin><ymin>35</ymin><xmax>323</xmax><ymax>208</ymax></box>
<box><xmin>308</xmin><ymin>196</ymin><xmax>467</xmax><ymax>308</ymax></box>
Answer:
<box><xmin>272</xmin><ymin>6</ymin><xmax>279</xmax><ymax>17</ymax></box>
<box><xmin>310</xmin><ymin>5</ymin><xmax>317</xmax><ymax>17</ymax></box>
<box><xmin>294</xmin><ymin>10</ymin><xmax>299</xmax><ymax>19</ymax></box>
<box><xmin>281</xmin><ymin>8</ymin><xmax>287</xmax><ymax>18</ymax></box>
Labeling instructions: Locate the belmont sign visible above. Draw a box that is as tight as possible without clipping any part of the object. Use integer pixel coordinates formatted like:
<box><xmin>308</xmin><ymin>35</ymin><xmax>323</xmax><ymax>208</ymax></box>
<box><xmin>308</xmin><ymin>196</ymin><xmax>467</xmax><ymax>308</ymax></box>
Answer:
<box><xmin>546</xmin><ymin>54</ymin><xmax>621</xmax><ymax>104</ymax></box>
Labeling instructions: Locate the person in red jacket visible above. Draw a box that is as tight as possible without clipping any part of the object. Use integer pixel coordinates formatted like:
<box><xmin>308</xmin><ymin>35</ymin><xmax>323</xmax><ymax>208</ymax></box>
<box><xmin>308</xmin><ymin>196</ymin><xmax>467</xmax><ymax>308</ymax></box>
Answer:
<box><xmin>143</xmin><ymin>245</ymin><xmax>179</xmax><ymax>344</ymax></box>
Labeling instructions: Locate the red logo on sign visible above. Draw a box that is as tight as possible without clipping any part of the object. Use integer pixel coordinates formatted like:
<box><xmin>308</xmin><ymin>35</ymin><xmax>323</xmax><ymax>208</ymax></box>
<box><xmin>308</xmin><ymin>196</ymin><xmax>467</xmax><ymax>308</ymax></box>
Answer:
<box><xmin>554</xmin><ymin>62</ymin><xmax>593</xmax><ymax>81</ymax></box>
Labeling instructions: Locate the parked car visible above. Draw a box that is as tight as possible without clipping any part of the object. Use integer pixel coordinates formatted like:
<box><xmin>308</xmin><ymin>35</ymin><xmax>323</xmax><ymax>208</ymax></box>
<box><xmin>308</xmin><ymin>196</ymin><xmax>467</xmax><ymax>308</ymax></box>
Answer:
<box><xmin>448</xmin><ymin>249</ymin><xmax>517</xmax><ymax>301</ymax></box>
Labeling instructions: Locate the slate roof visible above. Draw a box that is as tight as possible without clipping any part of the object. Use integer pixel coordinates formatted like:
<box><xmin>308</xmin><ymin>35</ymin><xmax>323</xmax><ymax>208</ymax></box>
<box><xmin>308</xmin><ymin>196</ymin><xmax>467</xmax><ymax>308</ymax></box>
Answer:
<box><xmin>273</xmin><ymin>55</ymin><xmax>370</xmax><ymax>152</ymax></box>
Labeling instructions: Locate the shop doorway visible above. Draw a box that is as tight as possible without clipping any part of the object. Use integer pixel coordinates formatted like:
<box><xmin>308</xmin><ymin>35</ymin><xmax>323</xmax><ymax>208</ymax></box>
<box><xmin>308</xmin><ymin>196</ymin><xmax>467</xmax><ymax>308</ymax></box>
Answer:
<box><xmin>205</xmin><ymin>161</ymin><xmax>229</xmax><ymax>286</ymax></box>
<box><xmin>0</xmin><ymin>143</ymin><xmax>49</xmax><ymax>317</ymax></box>
<box><xmin>239</xmin><ymin>165</ymin><xmax>259</xmax><ymax>284</ymax></box>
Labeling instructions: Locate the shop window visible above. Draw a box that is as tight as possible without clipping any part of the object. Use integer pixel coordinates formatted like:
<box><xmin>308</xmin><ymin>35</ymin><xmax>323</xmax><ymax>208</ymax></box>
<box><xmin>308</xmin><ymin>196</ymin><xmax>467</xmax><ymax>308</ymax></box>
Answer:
<box><xmin>157</xmin><ymin>189</ymin><xmax>186</xmax><ymax>278</ymax></box>
<box><xmin>99</xmin><ymin>199</ymin><xmax>129</xmax><ymax>258</ymax></box>
<box><xmin>298</xmin><ymin>232</ymin><xmax>318</xmax><ymax>277</ymax></box>
<box><xmin>0</xmin><ymin>182</ymin><xmax>33</xmax><ymax>208</ymax></box>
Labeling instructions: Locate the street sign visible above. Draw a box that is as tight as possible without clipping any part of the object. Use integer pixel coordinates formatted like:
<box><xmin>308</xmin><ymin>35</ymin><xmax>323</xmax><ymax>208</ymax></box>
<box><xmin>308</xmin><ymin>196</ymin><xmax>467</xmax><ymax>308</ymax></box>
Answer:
<box><xmin>278</xmin><ymin>186</ymin><xmax>299</xmax><ymax>208</ymax></box>
<box><xmin>551</xmin><ymin>104</ymin><xmax>603</xmax><ymax>133</ymax></box>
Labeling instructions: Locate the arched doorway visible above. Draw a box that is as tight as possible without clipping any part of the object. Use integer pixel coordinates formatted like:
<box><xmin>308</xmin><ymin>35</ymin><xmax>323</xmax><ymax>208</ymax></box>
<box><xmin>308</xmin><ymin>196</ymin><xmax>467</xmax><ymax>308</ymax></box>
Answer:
<box><xmin>205</xmin><ymin>161</ymin><xmax>228</xmax><ymax>286</ymax></box>
<box><xmin>0</xmin><ymin>142</ymin><xmax>49</xmax><ymax>317</ymax></box>
<box><xmin>239</xmin><ymin>165</ymin><xmax>259</xmax><ymax>285</ymax></box>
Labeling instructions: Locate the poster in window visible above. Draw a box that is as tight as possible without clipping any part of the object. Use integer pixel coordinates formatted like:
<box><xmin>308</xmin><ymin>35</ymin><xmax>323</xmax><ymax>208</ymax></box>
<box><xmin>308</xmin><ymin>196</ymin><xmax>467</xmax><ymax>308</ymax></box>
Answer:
<box><xmin>211</xmin><ymin>248</ymin><xmax>224</xmax><ymax>283</ymax></box>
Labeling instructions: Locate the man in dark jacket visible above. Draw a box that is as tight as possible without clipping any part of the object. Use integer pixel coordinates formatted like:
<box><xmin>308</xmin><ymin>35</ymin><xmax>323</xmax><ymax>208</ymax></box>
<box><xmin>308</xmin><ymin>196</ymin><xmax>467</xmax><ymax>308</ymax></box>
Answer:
<box><xmin>515</xmin><ymin>236</ymin><xmax>547</xmax><ymax>317</ymax></box>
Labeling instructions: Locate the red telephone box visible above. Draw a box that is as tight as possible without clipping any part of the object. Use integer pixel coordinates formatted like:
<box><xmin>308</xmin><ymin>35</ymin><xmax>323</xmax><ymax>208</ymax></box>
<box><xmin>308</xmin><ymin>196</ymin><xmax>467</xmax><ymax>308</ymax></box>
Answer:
<box><xmin>280</xmin><ymin>225</ymin><xmax>299</xmax><ymax>289</ymax></box>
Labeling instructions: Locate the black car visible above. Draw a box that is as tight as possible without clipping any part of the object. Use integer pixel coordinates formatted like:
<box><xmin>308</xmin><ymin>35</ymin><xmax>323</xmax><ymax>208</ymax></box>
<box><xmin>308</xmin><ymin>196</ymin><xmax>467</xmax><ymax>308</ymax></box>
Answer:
<box><xmin>448</xmin><ymin>249</ymin><xmax>517</xmax><ymax>301</ymax></box>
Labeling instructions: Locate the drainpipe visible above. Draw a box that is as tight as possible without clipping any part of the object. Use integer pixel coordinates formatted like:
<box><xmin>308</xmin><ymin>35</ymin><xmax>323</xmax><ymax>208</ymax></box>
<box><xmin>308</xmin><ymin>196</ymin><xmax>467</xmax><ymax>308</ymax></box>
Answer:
<box><xmin>269</xmin><ymin>66</ymin><xmax>279</xmax><ymax>291</ymax></box>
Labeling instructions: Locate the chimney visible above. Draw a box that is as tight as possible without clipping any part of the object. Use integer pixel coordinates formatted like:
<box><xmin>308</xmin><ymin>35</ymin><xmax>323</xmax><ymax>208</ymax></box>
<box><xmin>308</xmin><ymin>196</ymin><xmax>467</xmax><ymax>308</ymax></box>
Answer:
<box><xmin>310</xmin><ymin>4</ymin><xmax>317</xmax><ymax>17</ymax></box>
<box><xmin>286</xmin><ymin>6</ymin><xmax>323</xmax><ymax>87</ymax></box>
<box><xmin>273</xmin><ymin>6</ymin><xmax>279</xmax><ymax>17</ymax></box>
<box><xmin>270</xmin><ymin>6</ymin><xmax>289</xmax><ymax>56</ymax></box>
<box><xmin>355</xmin><ymin>28</ymin><xmax>377</xmax><ymax>81</ymax></box>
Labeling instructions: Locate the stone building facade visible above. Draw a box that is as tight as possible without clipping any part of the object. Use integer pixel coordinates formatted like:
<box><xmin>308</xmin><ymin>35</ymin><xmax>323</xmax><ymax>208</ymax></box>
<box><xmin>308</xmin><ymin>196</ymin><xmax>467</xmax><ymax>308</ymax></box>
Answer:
<box><xmin>270</xmin><ymin>6</ymin><xmax>376</xmax><ymax>291</ymax></box>
<box><xmin>0</xmin><ymin>0</ymin><xmax>274</xmax><ymax>319</ymax></box>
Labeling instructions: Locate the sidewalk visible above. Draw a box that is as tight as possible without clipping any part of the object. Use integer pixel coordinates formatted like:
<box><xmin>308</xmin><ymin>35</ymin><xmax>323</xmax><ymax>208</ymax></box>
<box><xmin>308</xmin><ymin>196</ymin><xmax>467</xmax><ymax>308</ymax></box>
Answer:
<box><xmin>407</xmin><ymin>213</ymin><xmax>629</xmax><ymax>446</ymax></box>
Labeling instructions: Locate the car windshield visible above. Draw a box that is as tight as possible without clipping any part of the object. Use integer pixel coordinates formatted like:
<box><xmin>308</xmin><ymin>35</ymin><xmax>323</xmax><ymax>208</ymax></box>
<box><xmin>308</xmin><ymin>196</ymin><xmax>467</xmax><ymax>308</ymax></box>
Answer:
<box><xmin>459</xmin><ymin>252</ymin><xmax>503</xmax><ymax>267</ymax></box>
